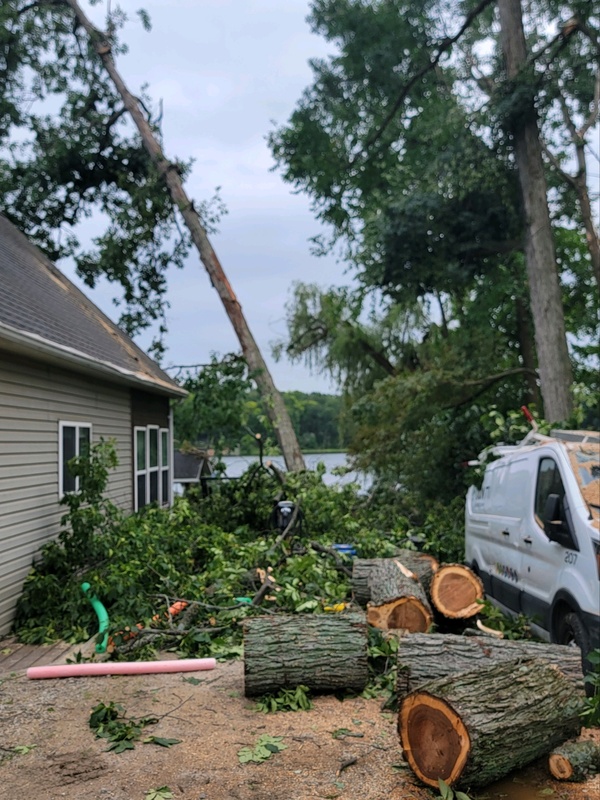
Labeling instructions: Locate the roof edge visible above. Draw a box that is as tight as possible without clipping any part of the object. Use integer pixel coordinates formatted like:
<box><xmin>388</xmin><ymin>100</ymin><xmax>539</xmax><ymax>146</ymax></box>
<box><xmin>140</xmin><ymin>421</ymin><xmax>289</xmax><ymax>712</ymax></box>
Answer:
<box><xmin>0</xmin><ymin>321</ymin><xmax>187</xmax><ymax>398</ymax></box>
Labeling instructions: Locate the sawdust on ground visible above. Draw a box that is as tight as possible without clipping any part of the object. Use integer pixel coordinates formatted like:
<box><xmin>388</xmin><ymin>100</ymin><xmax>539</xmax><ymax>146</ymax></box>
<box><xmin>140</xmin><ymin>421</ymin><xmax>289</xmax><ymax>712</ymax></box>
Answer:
<box><xmin>0</xmin><ymin>659</ymin><xmax>598</xmax><ymax>800</ymax></box>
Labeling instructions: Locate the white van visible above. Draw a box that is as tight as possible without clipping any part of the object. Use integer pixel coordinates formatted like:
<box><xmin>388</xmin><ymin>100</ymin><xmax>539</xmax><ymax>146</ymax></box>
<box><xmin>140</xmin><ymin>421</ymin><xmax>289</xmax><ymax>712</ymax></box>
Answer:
<box><xmin>465</xmin><ymin>428</ymin><xmax>600</xmax><ymax>669</ymax></box>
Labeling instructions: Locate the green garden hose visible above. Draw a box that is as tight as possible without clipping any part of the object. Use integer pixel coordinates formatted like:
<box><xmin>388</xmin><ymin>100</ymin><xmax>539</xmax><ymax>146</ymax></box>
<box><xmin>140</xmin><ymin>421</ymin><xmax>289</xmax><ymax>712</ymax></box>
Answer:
<box><xmin>81</xmin><ymin>582</ymin><xmax>109</xmax><ymax>653</ymax></box>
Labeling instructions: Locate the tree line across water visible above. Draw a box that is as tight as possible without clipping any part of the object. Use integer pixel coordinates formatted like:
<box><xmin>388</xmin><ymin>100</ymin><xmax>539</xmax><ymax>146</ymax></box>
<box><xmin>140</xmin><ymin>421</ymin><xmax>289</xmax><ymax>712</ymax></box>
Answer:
<box><xmin>172</xmin><ymin>355</ymin><xmax>348</xmax><ymax>454</ymax></box>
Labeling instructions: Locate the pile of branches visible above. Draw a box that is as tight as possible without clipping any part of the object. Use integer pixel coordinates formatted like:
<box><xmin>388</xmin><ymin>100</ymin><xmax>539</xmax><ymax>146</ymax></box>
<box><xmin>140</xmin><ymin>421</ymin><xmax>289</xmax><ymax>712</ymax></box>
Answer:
<box><xmin>14</xmin><ymin>450</ymin><xmax>443</xmax><ymax>658</ymax></box>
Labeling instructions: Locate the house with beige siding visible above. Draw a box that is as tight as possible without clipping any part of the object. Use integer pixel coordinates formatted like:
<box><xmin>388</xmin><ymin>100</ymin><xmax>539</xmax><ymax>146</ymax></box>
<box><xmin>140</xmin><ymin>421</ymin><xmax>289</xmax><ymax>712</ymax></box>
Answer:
<box><xmin>0</xmin><ymin>214</ymin><xmax>187</xmax><ymax>635</ymax></box>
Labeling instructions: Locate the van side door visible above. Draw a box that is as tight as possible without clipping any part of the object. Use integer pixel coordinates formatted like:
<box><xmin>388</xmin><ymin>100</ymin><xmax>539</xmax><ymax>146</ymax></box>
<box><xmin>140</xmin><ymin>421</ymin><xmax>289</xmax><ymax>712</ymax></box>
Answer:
<box><xmin>519</xmin><ymin>455</ymin><xmax>573</xmax><ymax>632</ymax></box>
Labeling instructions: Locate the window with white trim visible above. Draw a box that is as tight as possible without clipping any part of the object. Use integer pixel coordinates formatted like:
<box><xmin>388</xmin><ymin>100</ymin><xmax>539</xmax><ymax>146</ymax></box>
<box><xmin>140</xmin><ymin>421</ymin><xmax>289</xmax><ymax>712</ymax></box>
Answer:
<box><xmin>134</xmin><ymin>426</ymin><xmax>170</xmax><ymax>510</ymax></box>
<box><xmin>59</xmin><ymin>421</ymin><xmax>91</xmax><ymax>497</ymax></box>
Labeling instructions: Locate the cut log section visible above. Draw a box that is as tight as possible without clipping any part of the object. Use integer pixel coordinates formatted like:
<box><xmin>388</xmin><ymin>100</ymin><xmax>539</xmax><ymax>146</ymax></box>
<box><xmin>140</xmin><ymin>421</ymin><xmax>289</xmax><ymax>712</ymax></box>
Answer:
<box><xmin>366</xmin><ymin>560</ymin><xmax>433</xmax><ymax>633</ymax></box>
<box><xmin>352</xmin><ymin>552</ymin><xmax>438</xmax><ymax>606</ymax></box>
<box><xmin>399</xmin><ymin>657</ymin><xmax>584</xmax><ymax>789</ymax></box>
<box><xmin>549</xmin><ymin>740</ymin><xmax>600</xmax><ymax>782</ymax></box>
<box><xmin>243</xmin><ymin>612</ymin><xmax>368</xmax><ymax>697</ymax></box>
<box><xmin>429</xmin><ymin>564</ymin><xmax>484</xmax><ymax>619</ymax></box>
<box><xmin>395</xmin><ymin>632</ymin><xmax>585</xmax><ymax>695</ymax></box>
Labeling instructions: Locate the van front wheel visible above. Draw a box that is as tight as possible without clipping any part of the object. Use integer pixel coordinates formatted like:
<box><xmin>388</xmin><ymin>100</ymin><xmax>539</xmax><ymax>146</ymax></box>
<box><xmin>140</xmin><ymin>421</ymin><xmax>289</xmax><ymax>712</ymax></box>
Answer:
<box><xmin>556</xmin><ymin>611</ymin><xmax>592</xmax><ymax>689</ymax></box>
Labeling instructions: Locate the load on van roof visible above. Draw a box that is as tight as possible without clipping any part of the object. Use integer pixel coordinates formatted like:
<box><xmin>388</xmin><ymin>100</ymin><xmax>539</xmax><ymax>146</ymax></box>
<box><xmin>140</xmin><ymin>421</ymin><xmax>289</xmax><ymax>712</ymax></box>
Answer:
<box><xmin>470</xmin><ymin>426</ymin><xmax>600</xmax><ymax>514</ymax></box>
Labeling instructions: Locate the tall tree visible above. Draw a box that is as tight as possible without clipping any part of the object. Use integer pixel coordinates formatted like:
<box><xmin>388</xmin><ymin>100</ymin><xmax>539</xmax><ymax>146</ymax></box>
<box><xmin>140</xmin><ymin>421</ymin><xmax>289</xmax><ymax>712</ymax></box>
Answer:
<box><xmin>0</xmin><ymin>0</ymin><xmax>305</xmax><ymax>470</ymax></box>
<box><xmin>497</xmin><ymin>0</ymin><xmax>573</xmax><ymax>420</ymax></box>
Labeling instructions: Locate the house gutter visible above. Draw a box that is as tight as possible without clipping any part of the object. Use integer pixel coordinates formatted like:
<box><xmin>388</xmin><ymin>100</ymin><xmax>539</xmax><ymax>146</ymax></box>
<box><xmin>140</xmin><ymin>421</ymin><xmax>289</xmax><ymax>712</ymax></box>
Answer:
<box><xmin>0</xmin><ymin>321</ymin><xmax>187</xmax><ymax>398</ymax></box>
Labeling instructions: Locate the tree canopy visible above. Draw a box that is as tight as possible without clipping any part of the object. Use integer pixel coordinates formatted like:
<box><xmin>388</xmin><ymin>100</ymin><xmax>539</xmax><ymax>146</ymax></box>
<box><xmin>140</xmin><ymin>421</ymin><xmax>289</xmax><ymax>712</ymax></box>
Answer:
<box><xmin>269</xmin><ymin>0</ymin><xmax>599</xmax><ymax>498</ymax></box>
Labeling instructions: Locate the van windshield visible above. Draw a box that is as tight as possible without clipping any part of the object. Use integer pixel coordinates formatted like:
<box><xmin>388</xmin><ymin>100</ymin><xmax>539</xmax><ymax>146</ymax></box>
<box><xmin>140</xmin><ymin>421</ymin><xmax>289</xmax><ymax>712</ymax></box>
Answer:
<box><xmin>568</xmin><ymin>443</ymin><xmax>600</xmax><ymax>510</ymax></box>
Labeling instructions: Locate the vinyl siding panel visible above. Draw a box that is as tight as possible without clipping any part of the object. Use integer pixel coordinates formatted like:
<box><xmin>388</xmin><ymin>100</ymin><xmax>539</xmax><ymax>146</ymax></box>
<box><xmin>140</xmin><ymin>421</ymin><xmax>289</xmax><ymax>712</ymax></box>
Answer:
<box><xmin>0</xmin><ymin>353</ymin><xmax>134</xmax><ymax>634</ymax></box>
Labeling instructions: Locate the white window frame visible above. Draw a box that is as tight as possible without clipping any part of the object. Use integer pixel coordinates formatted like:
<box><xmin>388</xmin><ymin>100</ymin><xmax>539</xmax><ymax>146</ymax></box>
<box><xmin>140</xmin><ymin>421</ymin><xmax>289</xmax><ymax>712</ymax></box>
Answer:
<box><xmin>134</xmin><ymin>425</ymin><xmax>171</xmax><ymax>511</ymax></box>
<box><xmin>58</xmin><ymin>420</ymin><xmax>92</xmax><ymax>498</ymax></box>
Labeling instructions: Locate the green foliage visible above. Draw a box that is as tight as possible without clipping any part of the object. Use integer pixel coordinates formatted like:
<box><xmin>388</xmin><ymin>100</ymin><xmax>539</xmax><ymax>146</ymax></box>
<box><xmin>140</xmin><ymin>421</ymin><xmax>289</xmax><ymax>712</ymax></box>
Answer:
<box><xmin>475</xmin><ymin>600</ymin><xmax>537</xmax><ymax>641</ymax></box>
<box><xmin>14</xmin><ymin>448</ymin><xmax>419</xmax><ymax>652</ymax></box>
<box><xmin>145</xmin><ymin>790</ymin><xmax>173</xmax><ymax>800</ymax></box>
<box><xmin>362</xmin><ymin>627</ymin><xmax>399</xmax><ymax>704</ymax></box>
<box><xmin>268</xmin><ymin>0</ymin><xmax>598</xmax><ymax>500</ymax></box>
<box><xmin>255</xmin><ymin>685</ymin><xmax>313</xmax><ymax>713</ymax></box>
<box><xmin>12</xmin><ymin>744</ymin><xmax>37</xmax><ymax>756</ymax></box>
<box><xmin>173</xmin><ymin>353</ymin><xmax>254</xmax><ymax>452</ymax></box>
<box><xmin>237</xmin><ymin>735</ymin><xmax>287</xmax><ymax>764</ymax></box>
<box><xmin>173</xmin><ymin>351</ymin><xmax>347</xmax><ymax>454</ymax></box>
<box><xmin>435</xmin><ymin>779</ymin><xmax>472</xmax><ymax>800</ymax></box>
<box><xmin>581</xmin><ymin>649</ymin><xmax>600</xmax><ymax>727</ymax></box>
<box><xmin>89</xmin><ymin>701</ymin><xmax>180</xmax><ymax>754</ymax></box>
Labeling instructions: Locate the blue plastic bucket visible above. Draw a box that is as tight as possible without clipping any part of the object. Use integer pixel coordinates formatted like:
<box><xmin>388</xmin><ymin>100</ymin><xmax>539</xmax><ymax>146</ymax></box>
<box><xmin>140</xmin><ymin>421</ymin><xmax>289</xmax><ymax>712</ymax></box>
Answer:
<box><xmin>332</xmin><ymin>544</ymin><xmax>357</xmax><ymax>557</ymax></box>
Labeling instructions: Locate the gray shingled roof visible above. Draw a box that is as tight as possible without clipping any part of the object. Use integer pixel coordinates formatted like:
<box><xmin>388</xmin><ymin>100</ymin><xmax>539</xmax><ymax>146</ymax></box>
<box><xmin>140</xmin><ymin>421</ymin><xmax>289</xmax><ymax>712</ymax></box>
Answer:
<box><xmin>0</xmin><ymin>214</ymin><xmax>185</xmax><ymax>397</ymax></box>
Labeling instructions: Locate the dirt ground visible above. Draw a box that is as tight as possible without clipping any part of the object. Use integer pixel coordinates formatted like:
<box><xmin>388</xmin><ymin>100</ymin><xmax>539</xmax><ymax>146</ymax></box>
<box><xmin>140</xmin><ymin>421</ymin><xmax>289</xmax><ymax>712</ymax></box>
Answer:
<box><xmin>0</xmin><ymin>657</ymin><xmax>598</xmax><ymax>800</ymax></box>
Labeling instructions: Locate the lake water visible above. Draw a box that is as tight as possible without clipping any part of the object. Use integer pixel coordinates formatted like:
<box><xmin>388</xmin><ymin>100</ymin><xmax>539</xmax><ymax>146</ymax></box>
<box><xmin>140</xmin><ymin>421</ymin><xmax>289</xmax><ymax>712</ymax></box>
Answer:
<box><xmin>218</xmin><ymin>452</ymin><xmax>372</xmax><ymax>490</ymax></box>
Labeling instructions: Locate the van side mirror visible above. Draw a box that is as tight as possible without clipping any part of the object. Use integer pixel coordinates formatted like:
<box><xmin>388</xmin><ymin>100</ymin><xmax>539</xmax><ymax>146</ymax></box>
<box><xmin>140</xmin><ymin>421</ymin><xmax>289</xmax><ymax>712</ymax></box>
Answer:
<box><xmin>543</xmin><ymin>493</ymin><xmax>577</xmax><ymax>549</ymax></box>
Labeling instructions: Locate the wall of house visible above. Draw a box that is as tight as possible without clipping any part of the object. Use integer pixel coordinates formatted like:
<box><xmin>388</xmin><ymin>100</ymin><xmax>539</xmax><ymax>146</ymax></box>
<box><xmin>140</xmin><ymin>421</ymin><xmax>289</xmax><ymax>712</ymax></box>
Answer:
<box><xmin>0</xmin><ymin>353</ymin><xmax>133</xmax><ymax>635</ymax></box>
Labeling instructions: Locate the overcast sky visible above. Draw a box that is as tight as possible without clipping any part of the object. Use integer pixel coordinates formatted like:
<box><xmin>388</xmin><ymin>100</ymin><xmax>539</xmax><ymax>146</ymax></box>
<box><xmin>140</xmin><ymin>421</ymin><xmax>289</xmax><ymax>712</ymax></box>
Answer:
<box><xmin>66</xmin><ymin>0</ymin><xmax>349</xmax><ymax>393</ymax></box>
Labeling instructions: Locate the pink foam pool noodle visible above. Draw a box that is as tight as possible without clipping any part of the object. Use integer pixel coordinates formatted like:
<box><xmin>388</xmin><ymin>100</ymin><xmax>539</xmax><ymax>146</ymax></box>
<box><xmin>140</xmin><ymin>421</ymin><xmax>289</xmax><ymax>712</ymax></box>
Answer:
<box><xmin>27</xmin><ymin>658</ymin><xmax>216</xmax><ymax>680</ymax></box>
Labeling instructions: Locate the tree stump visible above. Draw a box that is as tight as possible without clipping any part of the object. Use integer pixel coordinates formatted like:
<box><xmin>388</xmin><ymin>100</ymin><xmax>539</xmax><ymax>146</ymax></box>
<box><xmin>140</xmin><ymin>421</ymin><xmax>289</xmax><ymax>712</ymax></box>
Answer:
<box><xmin>429</xmin><ymin>564</ymin><xmax>484</xmax><ymax>620</ymax></box>
<box><xmin>352</xmin><ymin>551</ymin><xmax>438</xmax><ymax>605</ymax></box>
<box><xmin>366</xmin><ymin>560</ymin><xmax>433</xmax><ymax>632</ymax></box>
<box><xmin>395</xmin><ymin>632</ymin><xmax>585</xmax><ymax>696</ymax></box>
<box><xmin>243</xmin><ymin>613</ymin><xmax>368</xmax><ymax>697</ymax></box>
<box><xmin>399</xmin><ymin>657</ymin><xmax>583</xmax><ymax>789</ymax></box>
<box><xmin>549</xmin><ymin>740</ymin><xmax>600</xmax><ymax>782</ymax></box>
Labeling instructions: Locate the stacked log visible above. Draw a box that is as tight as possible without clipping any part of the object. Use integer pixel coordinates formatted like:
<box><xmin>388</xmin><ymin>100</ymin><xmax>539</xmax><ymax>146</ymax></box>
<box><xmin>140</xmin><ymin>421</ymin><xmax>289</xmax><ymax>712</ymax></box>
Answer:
<box><xmin>352</xmin><ymin>551</ymin><xmax>438</xmax><ymax>605</ymax></box>
<box><xmin>395</xmin><ymin>632</ymin><xmax>585</xmax><ymax>696</ymax></box>
<box><xmin>429</xmin><ymin>564</ymin><xmax>484</xmax><ymax>621</ymax></box>
<box><xmin>366</xmin><ymin>559</ymin><xmax>433</xmax><ymax>633</ymax></box>
<box><xmin>549</xmin><ymin>740</ymin><xmax>600</xmax><ymax>782</ymax></box>
<box><xmin>243</xmin><ymin>612</ymin><xmax>368</xmax><ymax>697</ymax></box>
<box><xmin>399</xmin><ymin>657</ymin><xmax>584</xmax><ymax>789</ymax></box>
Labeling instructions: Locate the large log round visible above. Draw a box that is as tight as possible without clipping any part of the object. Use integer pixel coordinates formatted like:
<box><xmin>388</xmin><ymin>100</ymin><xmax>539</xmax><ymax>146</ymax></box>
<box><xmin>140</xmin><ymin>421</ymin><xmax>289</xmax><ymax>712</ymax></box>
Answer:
<box><xmin>399</xmin><ymin>657</ymin><xmax>584</xmax><ymax>789</ymax></box>
<box><xmin>366</xmin><ymin>560</ymin><xmax>433</xmax><ymax>633</ymax></box>
<box><xmin>549</xmin><ymin>740</ymin><xmax>600</xmax><ymax>782</ymax></box>
<box><xmin>395</xmin><ymin>632</ymin><xmax>585</xmax><ymax>696</ymax></box>
<box><xmin>243</xmin><ymin>613</ymin><xmax>368</xmax><ymax>697</ymax></box>
<box><xmin>352</xmin><ymin>552</ymin><xmax>438</xmax><ymax>606</ymax></box>
<box><xmin>429</xmin><ymin>564</ymin><xmax>484</xmax><ymax>619</ymax></box>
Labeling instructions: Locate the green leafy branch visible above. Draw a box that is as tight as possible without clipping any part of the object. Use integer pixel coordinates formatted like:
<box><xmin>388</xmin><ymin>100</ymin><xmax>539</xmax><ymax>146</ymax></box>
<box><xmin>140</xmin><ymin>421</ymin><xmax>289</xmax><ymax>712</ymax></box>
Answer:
<box><xmin>254</xmin><ymin>685</ymin><xmax>313</xmax><ymax>713</ymax></box>
<box><xmin>237</xmin><ymin>735</ymin><xmax>287</xmax><ymax>764</ymax></box>
<box><xmin>435</xmin><ymin>778</ymin><xmax>472</xmax><ymax>800</ymax></box>
<box><xmin>89</xmin><ymin>701</ymin><xmax>181</xmax><ymax>754</ymax></box>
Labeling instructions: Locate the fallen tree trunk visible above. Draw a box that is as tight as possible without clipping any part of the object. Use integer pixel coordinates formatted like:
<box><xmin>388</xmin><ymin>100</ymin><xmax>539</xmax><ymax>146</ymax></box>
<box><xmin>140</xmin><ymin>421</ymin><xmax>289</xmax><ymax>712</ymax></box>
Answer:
<box><xmin>352</xmin><ymin>552</ymin><xmax>438</xmax><ymax>605</ymax></box>
<box><xmin>395</xmin><ymin>632</ymin><xmax>585</xmax><ymax>695</ymax></box>
<box><xmin>243</xmin><ymin>613</ymin><xmax>368</xmax><ymax>697</ymax></box>
<box><xmin>399</xmin><ymin>657</ymin><xmax>584</xmax><ymax>789</ymax></box>
<box><xmin>429</xmin><ymin>564</ymin><xmax>484</xmax><ymax>620</ymax></box>
<box><xmin>549</xmin><ymin>740</ymin><xmax>600</xmax><ymax>782</ymax></box>
<box><xmin>367</xmin><ymin>560</ymin><xmax>433</xmax><ymax>633</ymax></box>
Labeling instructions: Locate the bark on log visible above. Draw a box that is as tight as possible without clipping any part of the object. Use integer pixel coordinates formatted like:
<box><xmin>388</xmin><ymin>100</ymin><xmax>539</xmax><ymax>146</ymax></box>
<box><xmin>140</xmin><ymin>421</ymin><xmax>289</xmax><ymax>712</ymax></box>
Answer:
<box><xmin>352</xmin><ymin>552</ymin><xmax>438</xmax><ymax>605</ymax></box>
<box><xmin>395</xmin><ymin>632</ymin><xmax>585</xmax><ymax>696</ymax></box>
<box><xmin>399</xmin><ymin>657</ymin><xmax>584</xmax><ymax>789</ymax></box>
<box><xmin>243</xmin><ymin>613</ymin><xmax>368</xmax><ymax>697</ymax></box>
<box><xmin>549</xmin><ymin>740</ymin><xmax>600</xmax><ymax>782</ymax></box>
<box><xmin>366</xmin><ymin>560</ymin><xmax>433</xmax><ymax>633</ymax></box>
<box><xmin>429</xmin><ymin>564</ymin><xmax>484</xmax><ymax>619</ymax></box>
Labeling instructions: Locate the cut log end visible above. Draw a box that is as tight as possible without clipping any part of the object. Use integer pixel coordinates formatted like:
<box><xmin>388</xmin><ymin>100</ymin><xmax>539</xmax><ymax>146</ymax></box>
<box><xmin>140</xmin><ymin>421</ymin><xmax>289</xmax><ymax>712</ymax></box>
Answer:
<box><xmin>430</xmin><ymin>564</ymin><xmax>484</xmax><ymax>619</ymax></box>
<box><xmin>549</xmin><ymin>753</ymin><xmax>574</xmax><ymax>781</ymax></box>
<box><xmin>399</xmin><ymin>692</ymin><xmax>470</xmax><ymax>787</ymax></box>
<box><xmin>548</xmin><ymin>740</ymin><xmax>600</xmax><ymax>782</ymax></box>
<box><xmin>367</xmin><ymin>597</ymin><xmax>432</xmax><ymax>632</ymax></box>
